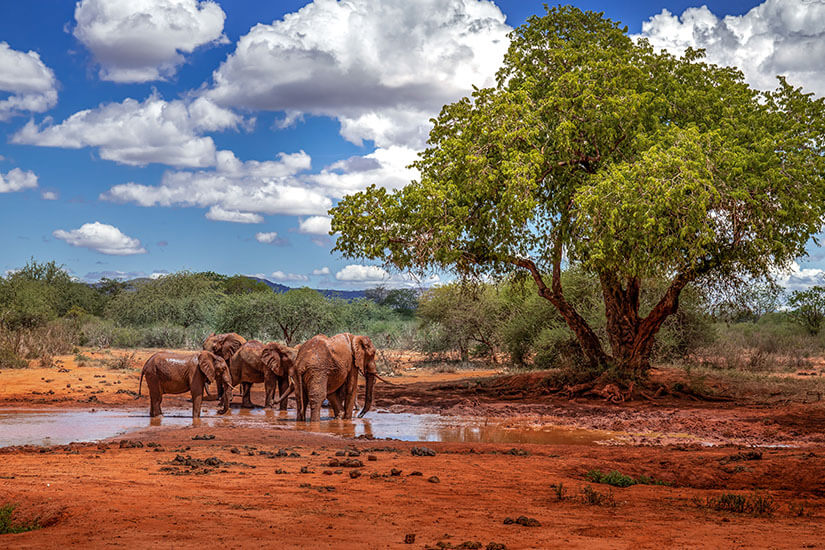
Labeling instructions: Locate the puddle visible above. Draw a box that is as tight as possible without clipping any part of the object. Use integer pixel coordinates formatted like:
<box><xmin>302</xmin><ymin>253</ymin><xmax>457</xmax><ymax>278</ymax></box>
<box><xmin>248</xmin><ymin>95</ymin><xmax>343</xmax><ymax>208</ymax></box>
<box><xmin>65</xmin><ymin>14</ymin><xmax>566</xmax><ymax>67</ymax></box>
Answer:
<box><xmin>0</xmin><ymin>408</ymin><xmax>613</xmax><ymax>447</ymax></box>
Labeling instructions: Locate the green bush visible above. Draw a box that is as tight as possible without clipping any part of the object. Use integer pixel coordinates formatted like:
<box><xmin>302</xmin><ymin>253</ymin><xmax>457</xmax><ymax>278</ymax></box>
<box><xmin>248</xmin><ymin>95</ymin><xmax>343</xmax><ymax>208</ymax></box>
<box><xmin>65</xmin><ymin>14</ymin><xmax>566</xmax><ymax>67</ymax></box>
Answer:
<box><xmin>585</xmin><ymin>469</ymin><xmax>669</xmax><ymax>487</ymax></box>
<box><xmin>0</xmin><ymin>346</ymin><xmax>28</xmax><ymax>369</ymax></box>
<box><xmin>0</xmin><ymin>504</ymin><xmax>40</xmax><ymax>534</ymax></box>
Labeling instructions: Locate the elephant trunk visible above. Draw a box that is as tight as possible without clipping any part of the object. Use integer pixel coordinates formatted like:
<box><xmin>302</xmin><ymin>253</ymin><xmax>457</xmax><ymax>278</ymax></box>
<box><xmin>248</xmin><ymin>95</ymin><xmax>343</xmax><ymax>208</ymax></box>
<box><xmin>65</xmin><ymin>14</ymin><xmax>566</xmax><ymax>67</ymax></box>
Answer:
<box><xmin>357</xmin><ymin>372</ymin><xmax>375</xmax><ymax>418</ymax></box>
<box><xmin>217</xmin><ymin>374</ymin><xmax>232</xmax><ymax>414</ymax></box>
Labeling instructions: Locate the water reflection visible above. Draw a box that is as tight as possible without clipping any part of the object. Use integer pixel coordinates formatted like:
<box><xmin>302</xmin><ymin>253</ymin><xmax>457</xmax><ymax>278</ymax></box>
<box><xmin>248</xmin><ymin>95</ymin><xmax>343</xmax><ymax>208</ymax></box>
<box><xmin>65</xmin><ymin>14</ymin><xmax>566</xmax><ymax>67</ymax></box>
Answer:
<box><xmin>0</xmin><ymin>407</ymin><xmax>612</xmax><ymax>447</ymax></box>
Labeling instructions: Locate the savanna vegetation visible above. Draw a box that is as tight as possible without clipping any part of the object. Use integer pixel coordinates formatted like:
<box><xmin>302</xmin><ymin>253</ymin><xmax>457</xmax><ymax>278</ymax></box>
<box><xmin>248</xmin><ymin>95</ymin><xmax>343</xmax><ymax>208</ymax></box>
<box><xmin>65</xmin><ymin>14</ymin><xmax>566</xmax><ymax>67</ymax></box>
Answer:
<box><xmin>3</xmin><ymin>257</ymin><xmax>825</xmax><ymax>401</ymax></box>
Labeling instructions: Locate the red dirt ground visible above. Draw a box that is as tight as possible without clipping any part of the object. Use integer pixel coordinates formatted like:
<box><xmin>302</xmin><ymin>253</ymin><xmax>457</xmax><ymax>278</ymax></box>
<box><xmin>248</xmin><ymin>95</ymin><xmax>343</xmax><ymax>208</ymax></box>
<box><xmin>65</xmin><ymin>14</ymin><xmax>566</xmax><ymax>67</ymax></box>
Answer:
<box><xmin>1</xmin><ymin>348</ymin><xmax>823</xmax><ymax>548</ymax></box>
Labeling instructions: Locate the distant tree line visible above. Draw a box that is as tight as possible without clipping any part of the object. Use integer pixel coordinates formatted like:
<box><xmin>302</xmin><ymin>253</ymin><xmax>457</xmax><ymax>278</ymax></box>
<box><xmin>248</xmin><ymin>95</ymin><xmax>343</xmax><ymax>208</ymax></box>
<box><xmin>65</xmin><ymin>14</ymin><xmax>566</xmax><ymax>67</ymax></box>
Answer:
<box><xmin>3</xmin><ymin>259</ymin><xmax>825</xmax><ymax>375</ymax></box>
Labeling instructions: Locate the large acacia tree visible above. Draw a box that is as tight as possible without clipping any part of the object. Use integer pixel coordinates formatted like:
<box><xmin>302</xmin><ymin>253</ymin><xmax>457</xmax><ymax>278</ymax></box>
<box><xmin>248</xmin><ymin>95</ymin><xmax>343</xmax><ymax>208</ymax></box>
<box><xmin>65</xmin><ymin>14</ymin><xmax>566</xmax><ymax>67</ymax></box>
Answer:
<box><xmin>330</xmin><ymin>7</ymin><xmax>825</xmax><ymax>379</ymax></box>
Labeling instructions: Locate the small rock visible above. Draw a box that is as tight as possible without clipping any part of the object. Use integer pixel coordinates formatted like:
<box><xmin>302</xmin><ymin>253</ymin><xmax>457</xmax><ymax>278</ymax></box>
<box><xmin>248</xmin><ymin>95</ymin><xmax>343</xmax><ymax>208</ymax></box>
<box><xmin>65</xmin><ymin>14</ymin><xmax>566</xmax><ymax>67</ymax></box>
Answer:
<box><xmin>300</xmin><ymin>466</ymin><xmax>311</xmax><ymax>474</ymax></box>
<box><xmin>428</xmin><ymin>476</ymin><xmax>440</xmax><ymax>484</ymax></box>
<box><xmin>391</xmin><ymin>468</ymin><xmax>402</xmax><ymax>476</ymax></box>
<box><xmin>230</xmin><ymin>447</ymin><xmax>240</xmax><ymax>454</ymax></box>
<box><xmin>349</xmin><ymin>470</ymin><xmax>362</xmax><ymax>479</ymax></box>
<box><xmin>408</xmin><ymin>471</ymin><xmax>423</xmax><ymax>476</ymax></box>
<box><xmin>367</xmin><ymin>455</ymin><xmax>377</xmax><ymax>461</ymax></box>
<box><xmin>411</xmin><ymin>446</ymin><xmax>436</xmax><ymax>457</ymax></box>
<box><xmin>404</xmin><ymin>534</ymin><xmax>416</xmax><ymax>544</ymax></box>
<box><xmin>323</xmin><ymin>470</ymin><xmax>333</xmax><ymax>475</ymax></box>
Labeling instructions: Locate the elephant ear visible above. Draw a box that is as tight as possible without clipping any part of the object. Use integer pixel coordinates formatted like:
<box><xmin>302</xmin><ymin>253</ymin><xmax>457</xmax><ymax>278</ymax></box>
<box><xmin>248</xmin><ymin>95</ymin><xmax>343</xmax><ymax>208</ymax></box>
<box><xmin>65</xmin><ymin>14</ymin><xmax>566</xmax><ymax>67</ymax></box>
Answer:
<box><xmin>198</xmin><ymin>351</ymin><xmax>216</xmax><ymax>384</ymax></box>
<box><xmin>261</xmin><ymin>343</ymin><xmax>286</xmax><ymax>376</ymax></box>
<box><xmin>221</xmin><ymin>334</ymin><xmax>244</xmax><ymax>361</ymax></box>
<box><xmin>353</xmin><ymin>335</ymin><xmax>376</xmax><ymax>375</ymax></box>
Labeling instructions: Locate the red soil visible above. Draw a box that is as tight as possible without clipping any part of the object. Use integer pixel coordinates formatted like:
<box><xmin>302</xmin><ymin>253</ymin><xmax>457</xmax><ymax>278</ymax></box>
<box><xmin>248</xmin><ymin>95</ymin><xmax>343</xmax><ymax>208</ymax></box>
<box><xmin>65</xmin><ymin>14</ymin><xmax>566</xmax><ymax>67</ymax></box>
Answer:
<box><xmin>0</xmin><ymin>348</ymin><xmax>823</xmax><ymax>548</ymax></box>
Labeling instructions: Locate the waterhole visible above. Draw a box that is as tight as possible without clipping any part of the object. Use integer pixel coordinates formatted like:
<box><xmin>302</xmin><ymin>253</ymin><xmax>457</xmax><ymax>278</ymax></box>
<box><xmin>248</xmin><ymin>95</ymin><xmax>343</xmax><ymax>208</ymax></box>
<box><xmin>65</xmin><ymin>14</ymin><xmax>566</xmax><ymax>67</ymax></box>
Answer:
<box><xmin>0</xmin><ymin>408</ymin><xmax>614</xmax><ymax>447</ymax></box>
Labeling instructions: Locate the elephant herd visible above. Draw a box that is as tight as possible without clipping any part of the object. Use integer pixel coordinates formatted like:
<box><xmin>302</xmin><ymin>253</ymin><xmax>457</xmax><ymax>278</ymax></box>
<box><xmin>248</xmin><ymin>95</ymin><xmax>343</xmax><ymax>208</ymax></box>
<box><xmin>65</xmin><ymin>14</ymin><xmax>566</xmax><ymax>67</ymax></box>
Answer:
<box><xmin>137</xmin><ymin>332</ymin><xmax>379</xmax><ymax>422</ymax></box>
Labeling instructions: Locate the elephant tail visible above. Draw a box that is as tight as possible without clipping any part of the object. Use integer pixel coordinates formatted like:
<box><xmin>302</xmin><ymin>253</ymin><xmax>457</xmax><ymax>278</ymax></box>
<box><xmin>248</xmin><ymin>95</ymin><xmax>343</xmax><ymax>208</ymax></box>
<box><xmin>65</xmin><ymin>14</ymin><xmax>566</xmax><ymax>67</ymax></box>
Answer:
<box><xmin>136</xmin><ymin>371</ymin><xmax>144</xmax><ymax>399</ymax></box>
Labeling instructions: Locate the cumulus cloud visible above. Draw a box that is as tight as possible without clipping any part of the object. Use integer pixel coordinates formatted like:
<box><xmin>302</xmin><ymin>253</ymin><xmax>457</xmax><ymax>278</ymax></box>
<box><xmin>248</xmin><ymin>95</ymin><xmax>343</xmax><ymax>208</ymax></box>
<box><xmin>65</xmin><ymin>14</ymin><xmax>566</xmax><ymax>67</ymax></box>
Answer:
<box><xmin>639</xmin><ymin>0</ymin><xmax>825</xmax><ymax>95</ymax></box>
<box><xmin>205</xmin><ymin>206</ymin><xmax>263</xmax><ymax>224</ymax></box>
<box><xmin>73</xmin><ymin>0</ymin><xmax>227</xmax><ymax>83</ymax></box>
<box><xmin>0</xmin><ymin>42</ymin><xmax>58</xmax><ymax>120</ymax></box>
<box><xmin>310</xmin><ymin>146</ymin><xmax>419</xmax><ymax>198</ymax></box>
<box><xmin>335</xmin><ymin>264</ymin><xmax>440</xmax><ymax>288</ymax></box>
<box><xmin>53</xmin><ymin>221</ymin><xmax>146</xmax><ymax>255</ymax></box>
<box><xmin>41</xmin><ymin>191</ymin><xmax>58</xmax><ymax>200</ymax></box>
<box><xmin>255</xmin><ymin>232</ymin><xmax>279</xmax><ymax>243</ymax></box>
<box><xmin>0</xmin><ymin>168</ymin><xmax>38</xmax><ymax>193</ymax></box>
<box><xmin>335</xmin><ymin>264</ymin><xmax>389</xmax><ymax>282</ymax></box>
<box><xmin>101</xmin><ymin>149</ymin><xmax>330</xmax><ymax>217</ymax></box>
<box><xmin>312</xmin><ymin>266</ymin><xmax>330</xmax><ymax>276</ymax></box>
<box><xmin>270</xmin><ymin>270</ymin><xmax>309</xmax><ymax>282</ymax></box>
<box><xmin>255</xmin><ymin>231</ymin><xmax>288</xmax><ymax>245</ymax></box>
<box><xmin>297</xmin><ymin>215</ymin><xmax>332</xmax><ymax>236</ymax></box>
<box><xmin>12</xmin><ymin>94</ymin><xmax>246</xmax><ymax>168</ymax></box>
<box><xmin>774</xmin><ymin>261</ymin><xmax>825</xmax><ymax>291</ymax></box>
<box><xmin>207</xmin><ymin>0</ymin><xmax>510</xmax><ymax>150</ymax></box>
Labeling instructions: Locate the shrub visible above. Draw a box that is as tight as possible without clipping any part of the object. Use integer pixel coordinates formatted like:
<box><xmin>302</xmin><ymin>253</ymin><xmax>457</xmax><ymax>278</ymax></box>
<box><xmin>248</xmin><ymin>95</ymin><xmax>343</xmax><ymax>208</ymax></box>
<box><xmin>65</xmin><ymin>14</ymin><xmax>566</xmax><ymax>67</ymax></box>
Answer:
<box><xmin>693</xmin><ymin>492</ymin><xmax>775</xmax><ymax>516</ymax></box>
<box><xmin>0</xmin><ymin>346</ymin><xmax>28</xmax><ymax>369</ymax></box>
<box><xmin>585</xmin><ymin>469</ymin><xmax>669</xmax><ymax>487</ymax></box>
<box><xmin>0</xmin><ymin>503</ymin><xmax>40</xmax><ymax>534</ymax></box>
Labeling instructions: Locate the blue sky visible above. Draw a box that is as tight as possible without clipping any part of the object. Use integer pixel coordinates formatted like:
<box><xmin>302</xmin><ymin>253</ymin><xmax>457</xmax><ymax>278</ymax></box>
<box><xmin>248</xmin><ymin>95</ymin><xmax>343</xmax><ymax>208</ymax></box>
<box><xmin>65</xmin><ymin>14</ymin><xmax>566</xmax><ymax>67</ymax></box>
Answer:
<box><xmin>1</xmin><ymin>0</ymin><xmax>822</xmax><ymax>289</ymax></box>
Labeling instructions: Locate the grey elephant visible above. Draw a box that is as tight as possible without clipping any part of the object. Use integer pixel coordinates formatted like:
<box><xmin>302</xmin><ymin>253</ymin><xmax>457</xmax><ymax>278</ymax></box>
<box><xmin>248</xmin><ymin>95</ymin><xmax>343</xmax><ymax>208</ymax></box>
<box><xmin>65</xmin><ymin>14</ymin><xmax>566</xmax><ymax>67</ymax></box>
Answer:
<box><xmin>231</xmin><ymin>341</ymin><xmax>294</xmax><ymax>409</ymax></box>
<box><xmin>137</xmin><ymin>350</ymin><xmax>232</xmax><ymax>418</ymax></box>
<box><xmin>276</xmin><ymin>333</ymin><xmax>378</xmax><ymax>422</ymax></box>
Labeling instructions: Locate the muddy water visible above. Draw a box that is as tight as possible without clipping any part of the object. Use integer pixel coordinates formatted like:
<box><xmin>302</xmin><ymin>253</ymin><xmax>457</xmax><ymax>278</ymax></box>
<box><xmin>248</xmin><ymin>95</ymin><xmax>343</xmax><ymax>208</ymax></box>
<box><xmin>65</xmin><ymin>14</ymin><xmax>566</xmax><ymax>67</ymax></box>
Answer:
<box><xmin>0</xmin><ymin>408</ymin><xmax>613</xmax><ymax>447</ymax></box>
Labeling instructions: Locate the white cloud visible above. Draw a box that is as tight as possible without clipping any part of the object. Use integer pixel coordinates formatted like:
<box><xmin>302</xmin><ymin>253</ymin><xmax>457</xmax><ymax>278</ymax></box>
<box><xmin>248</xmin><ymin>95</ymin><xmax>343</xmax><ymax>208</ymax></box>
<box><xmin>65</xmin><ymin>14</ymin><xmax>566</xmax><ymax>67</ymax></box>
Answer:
<box><xmin>101</xmin><ymin>149</ymin><xmax>330</xmax><ymax>217</ymax></box>
<box><xmin>255</xmin><ymin>231</ymin><xmax>287</xmax><ymax>244</ymax></box>
<box><xmin>312</xmin><ymin>266</ymin><xmax>330</xmax><ymax>276</ymax></box>
<box><xmin>311</xmin><ymin>145</ymin><xmax>419</xmax><ymax>198</ymax></box>
<box><xmin>41</xmin><ymin>191</ymin><xmax>58</xmax><ymax>200</ymax></box>
<box><xmin>297</xmin><ymin>216</ymin><xmax>332</xmax><ymax>236</ymax></box>
<box><xmin>0</xmin><ymin>42</ymin><xmax>58</xmax><ymax>120</ymax></box>
<box><xmin>0</xmin><ymin>168</ymin><xmax>38</xmax><ymax>193</ymax></box>
<box><xmin>205</xmin><ymin>206</ymin><xmax>263</xmax><ymax>224</ymax></box>
<box><xmin>53</xmin><ymin>222</ymin><xmax>146</xmax><ymax>255</ymax></box>
<box><xmin>12</xmin><ymin>94</ymin><xmax>245</xmax><ymax>168</ymax></box>
<box><xmin>335</xmin><ymin>264</ymin><xmax>389</xmax><ymax>282</ymax></box>
<box><xmin>335</xmin><ymin>264</ymin><xmax>440</xmax><ymax>288</ymax></box>
<box><xmin>73</xmin><ymin>0</ymin><xmax>227</xmax><ymax>83</ymax></box>
<box><xmin>83</xmin><ymin>269</ymin><xmax>168</xmax><ymax>281</ymax></box>
<box><xmin>270</xmin><ymin>270</ymin><xmax>309</xmax><ymax>282</ymax></box>
<box><xmin>639</xmin><ymin>0</ymin><xmax>825</xmax><ymax>96</ymax></box>
<box><xmin>206</xmin><ymin>0</ymin><xmax>510</xmax><ymax>150</ymax></box>
<box><xmin>774</xmin><ymin>261</ymin><xmax>825</xmax><ymax>291</ymax></box>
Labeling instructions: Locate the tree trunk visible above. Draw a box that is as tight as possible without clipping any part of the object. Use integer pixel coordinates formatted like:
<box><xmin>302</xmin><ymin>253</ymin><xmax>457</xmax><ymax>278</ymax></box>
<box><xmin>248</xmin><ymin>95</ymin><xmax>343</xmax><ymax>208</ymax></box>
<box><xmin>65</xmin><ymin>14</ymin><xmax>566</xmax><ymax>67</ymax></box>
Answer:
<box><xmin>600</xmin><ymin>271</ymin><xmax>692</xmax><ymax>379</ymax></box>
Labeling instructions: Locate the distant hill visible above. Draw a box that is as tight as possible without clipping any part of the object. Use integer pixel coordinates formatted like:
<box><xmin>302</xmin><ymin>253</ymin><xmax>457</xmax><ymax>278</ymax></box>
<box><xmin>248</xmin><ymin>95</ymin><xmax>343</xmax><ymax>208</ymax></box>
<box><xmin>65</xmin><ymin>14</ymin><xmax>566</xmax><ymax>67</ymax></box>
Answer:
<box><xmin>249</xmin><ymin>277</ymin><xmax>367</xmax><ymax>300</ymax></box>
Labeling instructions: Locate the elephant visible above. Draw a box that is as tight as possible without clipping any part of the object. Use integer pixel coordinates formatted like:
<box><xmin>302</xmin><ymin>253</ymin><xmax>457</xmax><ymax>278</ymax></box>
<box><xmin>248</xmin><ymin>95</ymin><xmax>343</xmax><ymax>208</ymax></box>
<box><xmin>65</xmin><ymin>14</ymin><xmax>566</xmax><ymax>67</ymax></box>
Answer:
<box><xmin>137</xmin><ymin>351</ymin><xmax>232</xmax><ymax>418</ymax></box>
<box><xmin>230</xmin><ymin>341</ymin><xmax>294</xmax><ymax>409</ymax></box>
<box><xmin>202</xmin><ymin>332</ymin><xmax>246</xmax><ymax>400</ymax></box>
<box><xmin>277</xmin><ymin>333</ymin><xmax>378</xmax><ymax>422</ymax></box>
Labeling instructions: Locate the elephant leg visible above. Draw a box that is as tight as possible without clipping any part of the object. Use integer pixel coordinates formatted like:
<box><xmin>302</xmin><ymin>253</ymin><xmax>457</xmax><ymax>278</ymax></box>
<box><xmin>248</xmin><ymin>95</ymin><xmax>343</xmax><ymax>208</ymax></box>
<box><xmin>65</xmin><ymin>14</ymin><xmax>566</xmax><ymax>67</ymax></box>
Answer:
<box><xmin>343</xmin><ymin>368</ymin><xmax>358</xmax><ymax>421</ymax></box>
<box><xmin>148</xmin><ymin>379</ymin><xmax>163</xmax><ymax>417</ymax></box>
<box><xmin>191</xmin><ymin>391</ymin><xmax>203</xmax><ymax>419</ymax></box>
<box><xmin>295</xmin><ymin>374</ymin><xmax>306</xmax><ymax>421</ymax></box>
<box><xmin>241</xmin><ymin>382</ymin><xmax>255</xmax><ymax>408</ymax></box>
<box><xmin>327</xmin><ymin>390</ymin><xmax>343</xmax><ymax>419</ymax></box>
<box><xmin>308</xmin><ymin>378</ymin><xmax>326</xmax><ymax>422</ymax></box>
<box><xmin>278</xmin><ymin>376</ymin><xmax>290</xmax><ymax>411</ymax></box>
<box><xmin>264</xmin><ymin>373</ymin><xmax>275</xmax><ymax>408</ymax></box>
